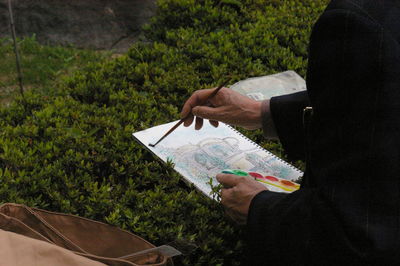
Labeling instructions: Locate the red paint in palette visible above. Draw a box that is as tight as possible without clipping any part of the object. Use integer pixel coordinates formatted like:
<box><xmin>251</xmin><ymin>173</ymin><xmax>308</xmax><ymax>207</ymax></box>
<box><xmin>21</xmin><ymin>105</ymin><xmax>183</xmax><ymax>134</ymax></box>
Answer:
<box><xmin>247</xmin><ymin>171</ymin><xmax>299</xmax><ymax>190</ymax></box>
<box><xmin>280</xmin><ymin>180</ymin><xmax>296</xmax><ymax>187</ymax></box>
<box><xmin>264</xmin><ymin>176</ymin><xmax>279</xmax><ymax>182</ymax></box>
<box><xmin>248</xmin><ymin>172</ymin><xmax>263</xmax><ymax>179</ymax></box>
<box><xmin>249</xmin><ymin>172</ymin><xmax>280</xmax><ymax>182</ymax></box>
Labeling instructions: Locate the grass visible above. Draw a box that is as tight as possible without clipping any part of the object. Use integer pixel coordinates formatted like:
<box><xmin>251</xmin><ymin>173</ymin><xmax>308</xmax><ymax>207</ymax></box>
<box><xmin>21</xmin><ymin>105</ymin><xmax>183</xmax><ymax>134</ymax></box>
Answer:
<box><xmin>0</xmin><ymin>36</ymin><xmax>109</xmax><ymax>105</ymax></box>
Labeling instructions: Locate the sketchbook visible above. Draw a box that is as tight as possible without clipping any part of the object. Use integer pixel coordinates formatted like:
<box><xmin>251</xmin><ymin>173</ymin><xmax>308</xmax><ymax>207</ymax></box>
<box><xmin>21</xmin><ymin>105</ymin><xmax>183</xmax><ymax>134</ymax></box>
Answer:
<box><xmin>133</xmin><ymin>121</ymin><xmax>303</xmax><ymax>199</ymax></box>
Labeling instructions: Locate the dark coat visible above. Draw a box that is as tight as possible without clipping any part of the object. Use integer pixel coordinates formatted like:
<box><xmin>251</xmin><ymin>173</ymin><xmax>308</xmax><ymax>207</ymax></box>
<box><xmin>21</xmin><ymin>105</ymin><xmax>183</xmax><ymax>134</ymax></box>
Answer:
<box><xmin>247</xmin><ymin>0</ymin><xmax>400</xmax><ymax>265</ymax></box>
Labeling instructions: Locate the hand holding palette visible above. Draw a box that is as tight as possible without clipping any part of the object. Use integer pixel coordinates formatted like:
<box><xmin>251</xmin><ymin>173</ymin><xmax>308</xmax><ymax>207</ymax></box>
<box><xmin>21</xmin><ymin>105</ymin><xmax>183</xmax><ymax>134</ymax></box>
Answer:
<box><xmin>221</xmin><ymin>169</ymin><xmax>300</xmax><ymax>193</ymax></box>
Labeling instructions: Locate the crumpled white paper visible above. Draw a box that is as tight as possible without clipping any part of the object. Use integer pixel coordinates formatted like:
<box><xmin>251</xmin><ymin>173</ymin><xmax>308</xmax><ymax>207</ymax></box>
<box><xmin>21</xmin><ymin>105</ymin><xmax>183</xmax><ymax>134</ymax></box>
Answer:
<box><xmin>230</xmin><ymin>70</ymin><xmax>306</xmax><ymax>101</ymax></box>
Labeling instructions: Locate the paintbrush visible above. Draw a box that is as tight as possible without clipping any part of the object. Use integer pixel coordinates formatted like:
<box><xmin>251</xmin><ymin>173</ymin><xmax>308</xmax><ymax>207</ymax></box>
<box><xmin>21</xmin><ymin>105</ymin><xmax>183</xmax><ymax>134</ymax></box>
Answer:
<box><xmin>149</xmin><ymin>78</ymin><xmax>230</xmax><ymax>147</ymax></box>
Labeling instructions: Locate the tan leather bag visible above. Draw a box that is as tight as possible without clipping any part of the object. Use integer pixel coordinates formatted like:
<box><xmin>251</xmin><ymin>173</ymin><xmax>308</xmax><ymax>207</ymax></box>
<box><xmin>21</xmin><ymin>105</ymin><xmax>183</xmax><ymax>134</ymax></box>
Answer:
<box><xmin>0</xmin><ymin>203</ymin><xmax>173</xmax><ymax>266</ymax></box>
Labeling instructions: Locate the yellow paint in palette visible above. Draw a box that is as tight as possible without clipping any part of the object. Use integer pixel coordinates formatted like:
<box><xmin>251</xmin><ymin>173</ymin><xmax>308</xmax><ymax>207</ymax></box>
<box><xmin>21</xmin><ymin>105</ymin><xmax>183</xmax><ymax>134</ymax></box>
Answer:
<box><xmin>221</xmin><ymin>169</ymin><xmax>300</xmax><ymax>193</ymax></box>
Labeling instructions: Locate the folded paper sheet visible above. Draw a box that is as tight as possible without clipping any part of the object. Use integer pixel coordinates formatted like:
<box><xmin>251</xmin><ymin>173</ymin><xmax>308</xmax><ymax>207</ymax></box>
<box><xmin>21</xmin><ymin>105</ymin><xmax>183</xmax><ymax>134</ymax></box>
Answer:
<box><xmin>229</xmin><ymin>70</ymin><xmax>306</xmax><ymax>101</ymax></box>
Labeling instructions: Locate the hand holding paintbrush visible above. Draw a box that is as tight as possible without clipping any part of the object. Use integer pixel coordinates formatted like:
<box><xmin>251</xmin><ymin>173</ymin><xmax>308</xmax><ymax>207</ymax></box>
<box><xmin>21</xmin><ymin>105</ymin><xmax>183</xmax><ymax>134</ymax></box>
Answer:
<box><xmin>150</xmin><ymin>77</ymin><xmax>265</xmax><ymax>147</ymax></box>
<box><xmin>150</xmin><ymin>78</ymin><xmax>230</xmax><ymax>147</ymax></box>
<box><xmin>180</xmin><ymin>81</ymin><xmax>265</xmax><ymax>130</ymax></box>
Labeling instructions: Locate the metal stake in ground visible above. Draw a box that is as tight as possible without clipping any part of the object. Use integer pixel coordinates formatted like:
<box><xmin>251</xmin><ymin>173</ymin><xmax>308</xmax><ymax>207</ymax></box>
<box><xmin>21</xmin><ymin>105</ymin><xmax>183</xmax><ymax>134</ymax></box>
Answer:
<box><xmin>7</xmin><ymin>0</ymin><xmax>25</xmax><ymax>101</ymax></box>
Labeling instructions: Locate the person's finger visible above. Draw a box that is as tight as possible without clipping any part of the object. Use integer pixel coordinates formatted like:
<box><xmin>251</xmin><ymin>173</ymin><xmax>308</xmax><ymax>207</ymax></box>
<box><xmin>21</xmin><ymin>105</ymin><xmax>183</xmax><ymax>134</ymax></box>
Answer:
<box><xmin>195</xmin><ymin>116</ymin><xmax>203</xmax><ymax>130</ymax></box>
<box><xmin>180</xmin><ymin>89</ymin><xmax>214</xmax><ymax>119</ymax></box>
<box><xmin>183</xmin><ymin>113</ymin><xmax>194</xmax><ymax>127</ymax></box>
<box><xmin>192</xmin><ymin>105</ymin><xmax>226</xmax><ymax>122</ymax></box>
<box><xmin>220</xmin><ymin>187</ymin><xmax>232</xmax><ymax>206</ymax></box>
<box><xmin>216</xmin><ymin>174</ymin><xmax>244</xmax><ymax>188</ymax></box>
<box><xmin>180</xmin><ymin>98</ymin><xmax>193</xmax><ymax>119</ymax></box>
<box><xmin>209</xmin><ymin>120</ymin><xmax>219</xmax><ymax>127</ymax></box>
<box><xmin>180</xmin><ymin>92</ymin><xmax>201</xmax><ymax>118</ymax></box>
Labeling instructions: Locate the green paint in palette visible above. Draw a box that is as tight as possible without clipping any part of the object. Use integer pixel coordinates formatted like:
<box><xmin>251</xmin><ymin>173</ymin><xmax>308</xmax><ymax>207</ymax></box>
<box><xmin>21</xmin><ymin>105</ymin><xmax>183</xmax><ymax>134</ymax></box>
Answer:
<box><xmin>232</xmin><ymin>170</ymin><xmax>248</xmax><ymax>176</ymax></box>
<box><xmin>222</xmin><ymin>169</ymin><xmax>248</xmax><ymax>176</ymax></box>
<box><xmin>221</xmin><ymin>170</ymin><xmax>235</xmax><ymax>174</ymax></box>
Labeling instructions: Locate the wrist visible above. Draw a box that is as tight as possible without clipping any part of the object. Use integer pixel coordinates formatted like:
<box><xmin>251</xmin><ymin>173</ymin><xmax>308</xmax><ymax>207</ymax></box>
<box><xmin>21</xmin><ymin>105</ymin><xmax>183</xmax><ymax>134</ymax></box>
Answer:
<box><xmin>261</xmin><ymin>100</ymin><xmax>278</xmax><ymax>140</ymax></box>
<box><xmin>250</xmin><ymin>100</ymin><xmax>263</xmax><ymax>129</ymax></box>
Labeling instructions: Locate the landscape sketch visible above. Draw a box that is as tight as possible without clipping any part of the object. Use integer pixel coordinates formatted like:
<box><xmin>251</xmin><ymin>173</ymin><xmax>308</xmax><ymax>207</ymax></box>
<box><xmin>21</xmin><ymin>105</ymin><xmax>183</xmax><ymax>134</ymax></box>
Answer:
<box><xmin>133</xmin><ymin>121</ymin><xmax>303</xmax><ymax>198</ymax></box>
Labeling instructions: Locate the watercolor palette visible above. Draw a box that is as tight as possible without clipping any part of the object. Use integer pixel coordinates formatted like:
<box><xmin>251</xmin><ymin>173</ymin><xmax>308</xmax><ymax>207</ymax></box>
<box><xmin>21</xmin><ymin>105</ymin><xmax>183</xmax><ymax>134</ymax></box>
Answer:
<box><xmin>222</xmin><ymin>169</ymin><xmax>300</xmax><ymax>193</ymax></box>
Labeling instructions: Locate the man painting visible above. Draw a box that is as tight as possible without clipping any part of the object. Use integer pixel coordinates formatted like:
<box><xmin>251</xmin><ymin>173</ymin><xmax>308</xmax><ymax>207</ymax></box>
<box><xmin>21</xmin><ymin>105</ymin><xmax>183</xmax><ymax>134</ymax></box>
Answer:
<box><xmin>181</xmin><ymin>0</ymin><xmax>400</xmax><ymax>264</ymax></box>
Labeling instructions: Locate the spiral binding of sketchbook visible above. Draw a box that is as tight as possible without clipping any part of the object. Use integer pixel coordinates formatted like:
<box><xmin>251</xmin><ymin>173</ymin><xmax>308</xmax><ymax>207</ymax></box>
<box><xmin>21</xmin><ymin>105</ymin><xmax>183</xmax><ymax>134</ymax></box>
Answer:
<box><xmin>133</xmin><ymin>121</ymin><xmax>303</xmax><ymax>198</ymax></box>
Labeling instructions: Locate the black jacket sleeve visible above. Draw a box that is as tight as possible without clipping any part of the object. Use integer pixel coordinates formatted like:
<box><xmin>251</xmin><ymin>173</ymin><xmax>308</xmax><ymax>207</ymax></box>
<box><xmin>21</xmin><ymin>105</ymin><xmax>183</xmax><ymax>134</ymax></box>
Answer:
<box><xmin>269</xmin><ymin>91</ymin><xmax>310</xmax><ymax>160</ymax></box>
<box><xmin>247</xmin><ymin>1</ymin><xmax>400</xmax><ymax>265</ymax></box>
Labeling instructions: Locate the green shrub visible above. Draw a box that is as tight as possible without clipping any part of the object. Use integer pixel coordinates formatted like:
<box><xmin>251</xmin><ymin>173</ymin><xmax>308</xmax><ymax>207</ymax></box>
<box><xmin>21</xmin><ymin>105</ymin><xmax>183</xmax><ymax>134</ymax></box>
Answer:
<box><xmin>0</xmin><ymin>35</ymin><xmax>108</xmax><ymax>103</ymax></box>
<box><xmin>0</xmin><ymin>0</ymin><xmax>328</xmax><ymax>264</ymax></box>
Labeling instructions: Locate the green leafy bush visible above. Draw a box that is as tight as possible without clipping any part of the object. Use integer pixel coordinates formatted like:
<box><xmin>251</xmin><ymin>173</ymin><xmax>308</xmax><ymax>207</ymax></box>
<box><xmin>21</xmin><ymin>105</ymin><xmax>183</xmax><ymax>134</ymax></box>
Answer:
<box><xmin>0</xmin><ymin>35</ymin><xmax>108</xmax><ymax>104</ymax></box>
<box><xmin>0</xmin><ymin>0</ymin><xmax>328</xmax><ymax>264</ymax></box>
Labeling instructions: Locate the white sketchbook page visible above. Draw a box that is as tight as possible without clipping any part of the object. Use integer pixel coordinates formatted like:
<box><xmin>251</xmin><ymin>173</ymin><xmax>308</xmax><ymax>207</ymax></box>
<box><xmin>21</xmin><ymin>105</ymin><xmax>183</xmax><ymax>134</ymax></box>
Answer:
<box><xmin>133</xmin><ymin>121</ymin><xmax>303</xmax><ymax>198</ymax></box>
